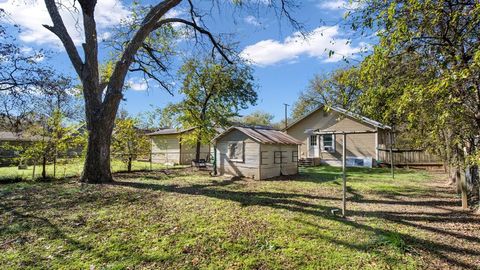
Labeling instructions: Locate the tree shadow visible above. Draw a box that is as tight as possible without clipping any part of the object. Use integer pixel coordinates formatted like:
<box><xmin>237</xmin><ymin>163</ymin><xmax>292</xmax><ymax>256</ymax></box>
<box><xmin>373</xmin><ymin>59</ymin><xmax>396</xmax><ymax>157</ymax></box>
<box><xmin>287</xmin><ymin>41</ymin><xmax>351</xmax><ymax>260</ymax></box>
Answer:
<box><xmin>112</xmin><ymin>176</ymin><xmax>480</xmax><ymax>269</ymax></box>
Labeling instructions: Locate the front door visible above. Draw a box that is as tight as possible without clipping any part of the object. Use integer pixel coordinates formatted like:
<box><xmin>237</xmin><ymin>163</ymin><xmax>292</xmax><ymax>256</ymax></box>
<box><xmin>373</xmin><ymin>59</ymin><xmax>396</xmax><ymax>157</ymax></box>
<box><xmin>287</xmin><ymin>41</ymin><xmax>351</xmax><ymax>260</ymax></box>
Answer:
<box><xmin>308</xmin><ymin>135</ymin><xmax>319</xmax><ymax>158</ymax></box>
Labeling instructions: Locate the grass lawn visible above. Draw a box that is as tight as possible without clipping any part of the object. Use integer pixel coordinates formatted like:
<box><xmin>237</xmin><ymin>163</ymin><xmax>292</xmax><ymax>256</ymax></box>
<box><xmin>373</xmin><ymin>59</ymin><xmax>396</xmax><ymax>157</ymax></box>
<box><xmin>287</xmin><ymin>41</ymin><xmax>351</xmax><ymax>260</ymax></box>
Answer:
<box><xmin>1</xmin><ymin>166</ymin><xmax>479</xmax><ymax>269</ymax></box>
<box><xmin>0</xmin><ymin>159</ymin><xmax>179</xmax><ymax>181</ymax></box>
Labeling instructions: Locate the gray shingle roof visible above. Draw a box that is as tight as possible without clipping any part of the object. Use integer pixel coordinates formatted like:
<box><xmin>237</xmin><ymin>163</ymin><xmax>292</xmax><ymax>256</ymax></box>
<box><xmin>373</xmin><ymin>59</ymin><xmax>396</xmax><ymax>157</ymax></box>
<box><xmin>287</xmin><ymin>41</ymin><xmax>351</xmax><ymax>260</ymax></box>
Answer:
<box><xmin>146</xmin><ymin>127</ymin><xmax>195</xmax><ymax>136</ymax></box>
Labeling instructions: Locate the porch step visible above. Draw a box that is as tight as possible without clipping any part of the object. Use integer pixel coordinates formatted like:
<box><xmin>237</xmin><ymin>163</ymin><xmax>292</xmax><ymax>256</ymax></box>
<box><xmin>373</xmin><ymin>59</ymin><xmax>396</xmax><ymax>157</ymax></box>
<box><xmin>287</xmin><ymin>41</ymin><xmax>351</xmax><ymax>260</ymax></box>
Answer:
<box><xmin>299</xmin><ymin>158</ymin><xmax>315</xmax><ymax>167</ymax></box>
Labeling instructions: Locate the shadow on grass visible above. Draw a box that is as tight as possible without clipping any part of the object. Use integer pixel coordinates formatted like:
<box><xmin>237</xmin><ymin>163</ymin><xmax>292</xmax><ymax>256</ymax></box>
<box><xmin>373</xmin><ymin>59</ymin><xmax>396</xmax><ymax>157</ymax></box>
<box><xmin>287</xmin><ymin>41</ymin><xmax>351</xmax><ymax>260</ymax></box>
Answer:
<box><xmin>112</xmin><ymin>174</ymin><xmax>480</xmax><ymax>269</ymax></box>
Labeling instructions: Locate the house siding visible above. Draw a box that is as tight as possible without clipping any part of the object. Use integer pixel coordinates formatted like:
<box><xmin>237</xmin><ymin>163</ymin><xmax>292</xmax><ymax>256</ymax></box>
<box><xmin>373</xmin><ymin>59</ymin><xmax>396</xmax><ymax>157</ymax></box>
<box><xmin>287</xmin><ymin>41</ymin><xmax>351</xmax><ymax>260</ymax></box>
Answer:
<box><xmin>286</xmin><ymin>108</ymin><xmax>381</xmax><ymax>165</ymax></box>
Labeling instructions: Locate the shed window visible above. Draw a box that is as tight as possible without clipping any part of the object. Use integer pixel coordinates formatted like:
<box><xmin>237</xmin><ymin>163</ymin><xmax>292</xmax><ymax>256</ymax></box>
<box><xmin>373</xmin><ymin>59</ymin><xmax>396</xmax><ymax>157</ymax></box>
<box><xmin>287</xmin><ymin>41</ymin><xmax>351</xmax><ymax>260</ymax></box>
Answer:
<box><xmin>227</xmin><ymin>141</ymin><xmax>244</xmax><ymax>162</ymax></box>
<box><xmin>322</xmin><ymin>134</ymin><xmax>335</xmax><ymax>152</ymax></box>
<box><xmin>292</xmin><ymin>151</ymin><xmax>298</xmax><ymax>162</ymax></box>
<box><xmin>274</xmin><ymin>151</ymin><xmax>287</xmax><ymax>164</ymax></box>
<box><xmin>260</xmin><ymin>151</ymin><xmax>269</xmax><ymax>165</ymax></box>
<box><xmin>274</xmin><ymin>151</ymin><xmax>282</xmax><ymax>164</ymax></box>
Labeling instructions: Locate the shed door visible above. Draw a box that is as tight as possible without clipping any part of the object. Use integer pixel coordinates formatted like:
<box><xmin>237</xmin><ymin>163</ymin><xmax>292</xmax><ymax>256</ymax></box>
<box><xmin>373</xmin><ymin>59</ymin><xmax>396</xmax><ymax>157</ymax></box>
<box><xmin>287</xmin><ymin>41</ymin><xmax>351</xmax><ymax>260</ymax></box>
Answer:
<box><xmin>308</xmin><ymin>135</ymin><xmax>319</xmax><ymax>158</ymax></box>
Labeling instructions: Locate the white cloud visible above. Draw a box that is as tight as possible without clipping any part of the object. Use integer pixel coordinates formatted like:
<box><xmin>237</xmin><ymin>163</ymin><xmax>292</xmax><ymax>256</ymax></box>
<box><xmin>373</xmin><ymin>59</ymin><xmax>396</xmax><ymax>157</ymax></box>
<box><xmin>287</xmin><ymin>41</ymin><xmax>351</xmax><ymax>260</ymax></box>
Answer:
<box><xmin>240</xmin><ymin>26</ymin><xmax>365</xmax><ymax>66</ymax></box>
<box><xmin>317</xmin><ymin>0</ymin><xmax>360</xmax><ymax>10</ymax></box>
<box><xmin>244</xmin><ymin>15</ymin><xmax>261</xmax><ymax>26</ymax></box>
<box><xmin>0</xmin><ymin>0</ymin><xmax>130</xmax><ymax>47</ymax></box>
<box><xmin>127</xmin><ymin>78</ymin><xmax>149</xmax><ymax>92</ymax></box>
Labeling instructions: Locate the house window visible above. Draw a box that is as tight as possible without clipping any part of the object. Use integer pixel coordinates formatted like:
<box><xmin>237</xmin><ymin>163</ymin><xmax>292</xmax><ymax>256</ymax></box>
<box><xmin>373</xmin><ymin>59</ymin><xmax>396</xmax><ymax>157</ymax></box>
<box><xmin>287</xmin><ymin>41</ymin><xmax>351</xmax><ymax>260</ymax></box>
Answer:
<box><xmin>310</xmin><ymin>135</ymin><xmax>317</xmax><ymax>146</ymax></box>
<box><xmin>292</xmin><ymin>151</ymin><xmax>298</xmax><ymax>162</ymax></box>
<box><xmin>227</xmin><ymin>141</ymin><xmax>244</xmax><ymax>162</ymax></box>
<box><xmin>322</xmin><ymin>134</ymin><xmax>335</xmax><ymax>152</ymax></box>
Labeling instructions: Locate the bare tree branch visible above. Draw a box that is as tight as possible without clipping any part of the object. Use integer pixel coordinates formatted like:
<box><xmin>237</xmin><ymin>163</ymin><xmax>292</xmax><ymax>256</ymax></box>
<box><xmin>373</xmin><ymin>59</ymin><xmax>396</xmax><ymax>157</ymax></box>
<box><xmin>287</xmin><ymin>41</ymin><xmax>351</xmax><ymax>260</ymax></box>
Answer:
<box><xmin>42</xmin><ymin>0</ymin><xmax>83</xmax><ymax>76</ymax></box>
<box><xmin>155</xmin><ymin>18</ymin><xmax>233</xmax><ymax>64</ymax></box>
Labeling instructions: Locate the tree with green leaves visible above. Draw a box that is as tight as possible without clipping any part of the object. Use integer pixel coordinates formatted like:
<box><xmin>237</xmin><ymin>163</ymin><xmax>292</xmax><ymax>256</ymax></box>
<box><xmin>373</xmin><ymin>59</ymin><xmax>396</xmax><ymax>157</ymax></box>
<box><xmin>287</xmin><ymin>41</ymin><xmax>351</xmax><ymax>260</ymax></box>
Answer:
<box><xmin>112</xmin><ymin>116</ymin><xmax>150</xmax><ymax>172</ymax></box>
<box><xmin>291</xmin><ymin>67</ymin><xmax>363</xmax><ymax>119</ymax></box>
<box><xmin>234</xmin><ymin>110</ymin><xmax>275</xmax><ymax>127</ymax></box>
<box><xmin>166</xmin><ymin>57</ymin><xmax>257</xmax><ymax>161</ymax></box>
<box><xmin>22</xmin><ymin>110</ymin><xmax>82</xmax><ymax>179</ymax></box>
<box><xmin>39</xmin><ymin>0</ymin><xmax>298</xmax><ymax>183</ymax></box>
<box><xmin>351</xmin><ymin>0</ymin><xmax>480</xmax><ymax>206</ymax></box>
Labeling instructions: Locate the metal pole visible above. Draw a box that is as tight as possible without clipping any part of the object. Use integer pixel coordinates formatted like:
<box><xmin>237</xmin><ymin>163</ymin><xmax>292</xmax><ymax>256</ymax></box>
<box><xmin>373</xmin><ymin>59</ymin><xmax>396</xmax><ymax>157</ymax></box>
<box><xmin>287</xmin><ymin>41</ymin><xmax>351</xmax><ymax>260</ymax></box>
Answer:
<box><xmin>213</xmin><ymin>145</ymin><xmax>217</xmax><ymax>175</ymax></box>
<box><xmin>283</xmin><ymin>103</ymin><xmax>289</xmax><ymax>129</ymax></box>
<box><xmin>342</xmin><ymin>132</ymin><xmax>347</xmax><ymax>217</ymax></box>
<box><xmin>390</xmin><ymin>131</ymin><xmax>395</xmax><ymax>179</ymax></box>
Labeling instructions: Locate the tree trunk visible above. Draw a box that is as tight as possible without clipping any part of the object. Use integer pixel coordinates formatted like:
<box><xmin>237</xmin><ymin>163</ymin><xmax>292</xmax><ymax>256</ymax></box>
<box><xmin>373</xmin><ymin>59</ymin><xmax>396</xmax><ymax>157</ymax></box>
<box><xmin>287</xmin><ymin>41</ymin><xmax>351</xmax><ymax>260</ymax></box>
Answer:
<box><xmin>32</xmin><ymin>162</ymin><xmax>36</xmax><ymax>179</ymax></box>
<box><xmin>195</xmin><ymin>139</ymin><xmax>201</xmax><ymax>161</ymax></box>
<box><xmin>128</xmin><ymin>156</ymin><xmax>132</xmax><ymax>172</ymax></box>
<box><xmin>81</xmin><ymin>119</ymin><xmax>115</xmax><ymax>183</ymax></box>
<box><xmin>53</xmin><ymin>153</ymin><xmax>57</xmax><ymax>178</ymax></box>
<box><xmin>42</xmin><ymin>155</ymin><xmax>46</xmax><ymax>179</ymax></box>
<box><xmin>457</xmin><ymin>168</ymin><xmax>468</xmax><ymax>209</ymax></box>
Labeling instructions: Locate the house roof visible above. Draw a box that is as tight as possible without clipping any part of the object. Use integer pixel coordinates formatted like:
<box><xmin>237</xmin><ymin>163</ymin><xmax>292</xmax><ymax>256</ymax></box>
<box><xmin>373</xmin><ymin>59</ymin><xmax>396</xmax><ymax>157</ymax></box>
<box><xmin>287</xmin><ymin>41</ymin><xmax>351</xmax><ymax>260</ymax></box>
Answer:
<box><xmin>146</xmin><ymin>127</ymin><xmax>225</xmax><ymax>136</ymax></box>
<box><xmin>285</xmin><ymin>105</ymin><xmax>392</xmax><ymax>131</ymax></box>
<box><xmin>214</xmin><ymin>126</ymin><xmax>302</xmax><ymax>145</ymax></box>
<box><xmin>146</xmin><ymin>127</ymin><xmax>196</xmax><ymax>136</ymax></box>
<box><xmin>0</xmin><ymin>131</ymin><xmax>44</xmax><ymax>142</ymax></box>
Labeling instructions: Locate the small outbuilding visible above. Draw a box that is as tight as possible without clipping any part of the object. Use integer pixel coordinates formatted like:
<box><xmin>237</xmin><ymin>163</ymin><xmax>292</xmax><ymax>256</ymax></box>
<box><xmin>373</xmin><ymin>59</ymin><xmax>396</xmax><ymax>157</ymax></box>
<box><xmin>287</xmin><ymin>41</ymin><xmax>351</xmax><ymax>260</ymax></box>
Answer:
<box><xmin>214</xmin><ymin>126</ymin><xmax>302</xmax><ymax>180</ymax></box>
<box><xmin>147</xmin><ymin>127</ymin><xmax>211</xmax><ymax>165</ymax></box>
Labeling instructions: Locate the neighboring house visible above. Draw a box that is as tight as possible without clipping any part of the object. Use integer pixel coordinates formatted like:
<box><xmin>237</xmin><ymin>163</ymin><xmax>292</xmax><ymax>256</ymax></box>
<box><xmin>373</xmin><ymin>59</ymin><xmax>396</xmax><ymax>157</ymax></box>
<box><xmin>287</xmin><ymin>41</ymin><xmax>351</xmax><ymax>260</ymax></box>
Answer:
<box><xmin>285</xmin><ymin>106</ymin><xmax>392</xmax><ymax>167</ymax></box>
<box><xmin>0</xmin><ymin>131</ymin><xmax>44</xmax><ymax>165</ymax></box>
<box><xmin>214</xmin><ymin>126</ymin><xmax>301</xmax><ymax>180</ymax></box>
<box><xmin>147</xmin><ymin>127</ymin><xmax>213</xmax><ymax>165</ymax></box>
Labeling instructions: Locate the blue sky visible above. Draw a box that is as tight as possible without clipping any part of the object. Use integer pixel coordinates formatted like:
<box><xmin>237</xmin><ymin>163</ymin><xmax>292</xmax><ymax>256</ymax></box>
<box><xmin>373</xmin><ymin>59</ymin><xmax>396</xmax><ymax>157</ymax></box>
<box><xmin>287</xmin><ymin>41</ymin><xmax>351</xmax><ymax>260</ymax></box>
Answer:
<box><xmin>0</xmin><ymin>0</ymin><xmax>371</xmax><ymax>123</ymax></box>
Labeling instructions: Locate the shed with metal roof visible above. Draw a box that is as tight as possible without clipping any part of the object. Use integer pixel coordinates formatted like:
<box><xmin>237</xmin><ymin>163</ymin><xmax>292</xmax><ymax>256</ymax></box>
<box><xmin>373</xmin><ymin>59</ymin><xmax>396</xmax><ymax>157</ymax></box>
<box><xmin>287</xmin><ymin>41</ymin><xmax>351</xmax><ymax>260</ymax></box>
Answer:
<box><xmin>214</xmin><ymin>126</ymin><xmax>301</xmax><ymax>180</ymax></box>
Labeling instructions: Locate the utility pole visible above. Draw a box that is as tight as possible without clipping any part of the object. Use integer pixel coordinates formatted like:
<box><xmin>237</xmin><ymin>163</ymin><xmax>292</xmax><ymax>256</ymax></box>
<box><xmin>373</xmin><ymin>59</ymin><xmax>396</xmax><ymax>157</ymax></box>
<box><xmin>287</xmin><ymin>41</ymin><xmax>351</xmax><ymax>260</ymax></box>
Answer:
<box><xmin>342</xmin><ymin>132</ymin><xmax>347</xmax><ymax>217</ymax></box>
<box><xmin>284</xmin><ymin>103</ymin><xmax>289</xmax><ymax>129</ymax></box>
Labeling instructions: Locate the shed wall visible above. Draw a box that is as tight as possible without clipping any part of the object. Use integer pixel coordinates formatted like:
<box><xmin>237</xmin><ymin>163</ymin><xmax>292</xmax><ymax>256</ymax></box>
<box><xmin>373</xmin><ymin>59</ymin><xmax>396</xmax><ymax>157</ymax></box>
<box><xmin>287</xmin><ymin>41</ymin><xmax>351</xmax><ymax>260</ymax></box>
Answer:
<box><xmin>259</xmin><ymin>144</ymin><xmax>298</xmax><ymax>179</ymax></box>
<box><xmin>151</xmin><ymin>134</ymin><xmax>181</xmax><ymax>164</ymax></box>
<box><xmin>216</xmin><ymin>130</ymin><xmax>260</xmax><ymax>179</ymax></box>
<box><xmin>151</xmin><ymin>134</ymin><xmax>210</xmax><ymax>165</ymax></box>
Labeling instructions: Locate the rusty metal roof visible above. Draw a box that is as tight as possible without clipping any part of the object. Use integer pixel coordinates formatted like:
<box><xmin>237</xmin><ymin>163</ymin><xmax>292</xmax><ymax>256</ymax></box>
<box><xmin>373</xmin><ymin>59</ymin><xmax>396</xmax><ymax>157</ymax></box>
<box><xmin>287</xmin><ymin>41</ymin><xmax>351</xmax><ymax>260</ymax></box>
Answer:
<box><xmin>214</xmin><ymin>126</ymin><xmax>302</xmax><ymax>145</ymax></box>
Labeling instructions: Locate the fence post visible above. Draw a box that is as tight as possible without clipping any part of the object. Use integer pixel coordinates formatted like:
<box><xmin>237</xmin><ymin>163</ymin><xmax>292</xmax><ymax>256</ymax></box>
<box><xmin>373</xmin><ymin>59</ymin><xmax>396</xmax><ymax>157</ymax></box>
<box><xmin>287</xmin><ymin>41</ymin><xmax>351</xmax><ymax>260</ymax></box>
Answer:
<box><xmin>389</xmin><ymin>132</ymin><xmax>394</xmax><ymax>179</ymax></box>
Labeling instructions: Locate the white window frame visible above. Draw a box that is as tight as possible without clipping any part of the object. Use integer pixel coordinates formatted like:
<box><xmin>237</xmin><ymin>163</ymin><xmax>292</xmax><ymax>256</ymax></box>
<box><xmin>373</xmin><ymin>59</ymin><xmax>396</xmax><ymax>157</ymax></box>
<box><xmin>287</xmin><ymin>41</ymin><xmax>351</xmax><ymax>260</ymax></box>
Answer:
<box><xmin>309</xmin><ymin>135</ymin><xmax>318</xmax><ymax>146</ymax></box>
<box><xmin>321</xmin><ymin>134</ymin><xmax>336</xmax><ymax>153</ymax></box>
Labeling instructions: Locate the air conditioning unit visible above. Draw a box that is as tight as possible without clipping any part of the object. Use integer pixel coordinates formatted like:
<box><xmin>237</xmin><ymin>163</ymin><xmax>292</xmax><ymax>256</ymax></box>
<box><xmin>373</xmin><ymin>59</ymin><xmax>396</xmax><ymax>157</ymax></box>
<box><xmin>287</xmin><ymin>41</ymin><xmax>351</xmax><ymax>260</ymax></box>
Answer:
<box><xmin>346</xmin><ymin>156</ymin><xmax>373</xmax><ymax>168</ymax></box>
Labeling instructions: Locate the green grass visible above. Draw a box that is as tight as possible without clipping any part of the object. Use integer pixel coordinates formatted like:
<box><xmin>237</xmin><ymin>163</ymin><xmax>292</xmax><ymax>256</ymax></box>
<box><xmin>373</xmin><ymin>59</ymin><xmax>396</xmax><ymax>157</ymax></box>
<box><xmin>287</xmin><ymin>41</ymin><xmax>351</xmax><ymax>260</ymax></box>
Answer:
<box><xmin>0</xmin><ymin>166</ymin><xmax>444</xmax><ymax>269</ymax></box>
<box><xmin>0</xmin><ymin>159</ymin><xmax>181</xmax><ymax>181</ymax></box>
<box><xmin>299</xmin><ymin>166</ymin><xmax>432</xmax><ymax>195</ymax></box>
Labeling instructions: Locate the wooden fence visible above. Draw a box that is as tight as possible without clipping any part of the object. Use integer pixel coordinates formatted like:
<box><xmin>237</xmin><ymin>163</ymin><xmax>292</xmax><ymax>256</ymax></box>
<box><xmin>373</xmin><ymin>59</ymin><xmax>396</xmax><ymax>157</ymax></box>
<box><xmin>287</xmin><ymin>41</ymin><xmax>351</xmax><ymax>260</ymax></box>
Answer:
<box><xmin>378</xmin><ymin>147</ymin><xmax>443</xmax><ymax>166</ymax></box>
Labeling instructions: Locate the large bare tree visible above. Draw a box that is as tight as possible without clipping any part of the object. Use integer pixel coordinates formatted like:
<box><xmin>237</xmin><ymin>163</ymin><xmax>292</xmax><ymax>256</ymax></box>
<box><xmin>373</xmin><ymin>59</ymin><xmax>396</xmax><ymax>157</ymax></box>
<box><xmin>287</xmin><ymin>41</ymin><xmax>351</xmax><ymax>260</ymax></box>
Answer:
<box><xmin>42</xmin><ymin>0</ymin><xmax>298</xmax><ymax>183</ymax></box>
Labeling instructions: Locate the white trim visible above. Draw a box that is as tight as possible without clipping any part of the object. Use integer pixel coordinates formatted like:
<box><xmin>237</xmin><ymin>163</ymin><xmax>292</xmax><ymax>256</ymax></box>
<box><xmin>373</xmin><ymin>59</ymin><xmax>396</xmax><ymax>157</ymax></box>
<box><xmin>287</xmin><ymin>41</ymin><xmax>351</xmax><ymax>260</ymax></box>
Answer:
<box><xmin>320</xmin><ymin>134</ymin><xmax>336</xmax><ymax>153</ymax></box>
